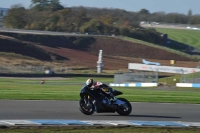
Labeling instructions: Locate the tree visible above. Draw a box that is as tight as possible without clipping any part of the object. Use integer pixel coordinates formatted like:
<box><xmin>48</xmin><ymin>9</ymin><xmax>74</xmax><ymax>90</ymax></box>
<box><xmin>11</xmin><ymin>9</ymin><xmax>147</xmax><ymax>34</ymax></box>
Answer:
<box><xmin>30</xmin><ymin>0</ymin><xmax>49</xmax><ymax>11</ymax></box>
<box><xmin>119</xmin><ymin>27</ymin><xmax>130</xmax><ymax>36</ymax></box>
<box><xmin>100</xmin><ymin>15</ymin><xmax>114</xmax><ymax>25</ymax></box>
<box><xmin>80</xmin><ymin>19</ymin><xmax>119</xmax><ymax>35</ymax></box>
<box><xmin>187</xmin><ymin>9</ymin><xmax>192</xmax><ymax>24</ymax></box>
<box><xmin>188</xmin><ymin>9</ymin><xmax>192</xmax><ymax>17</ymax></box>
<box><xmin>3</xmin><ymin>4</ymin><xmax>27</xmax><ymax>28</ymax></box>
<box><xmin>30</xmin><ymin>0</ymin><xmax>63</xmax><ymax>11</ymax></box>
<box><xmin>138</xmin><ymin>9</ymin><xmax>150</xmax><ymax>21</ymax></box>
<box><xmin>49</xmin><ymin>0</ymin><xmax>64</xmax><ymax>11</ymax></box>
<box><xmin>139</xmin><ymin>9</ymin><xmax>150</xmax><ymax>15</ymax></box>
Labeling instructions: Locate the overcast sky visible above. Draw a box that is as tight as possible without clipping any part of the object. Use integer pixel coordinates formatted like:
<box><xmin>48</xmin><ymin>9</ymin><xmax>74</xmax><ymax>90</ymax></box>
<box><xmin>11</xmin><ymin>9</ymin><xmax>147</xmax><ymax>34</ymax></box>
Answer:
<box><xmin>1</xmin><ymin>0</ymin><xmax>200</xmax><ymax>15</ymax></box>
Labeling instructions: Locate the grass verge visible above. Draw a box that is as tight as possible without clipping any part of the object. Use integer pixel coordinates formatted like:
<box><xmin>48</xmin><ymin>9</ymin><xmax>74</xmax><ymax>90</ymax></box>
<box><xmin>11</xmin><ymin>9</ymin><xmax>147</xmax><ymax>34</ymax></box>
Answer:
<box><xmin>0</xmin><ymin>77</ymin><xmax>200</xmax><ymax>104</ymax></box>
<box><xmin>0</xmin><ymin>126</ymin><xmax>200</xmax><ymax>133</ymax></box>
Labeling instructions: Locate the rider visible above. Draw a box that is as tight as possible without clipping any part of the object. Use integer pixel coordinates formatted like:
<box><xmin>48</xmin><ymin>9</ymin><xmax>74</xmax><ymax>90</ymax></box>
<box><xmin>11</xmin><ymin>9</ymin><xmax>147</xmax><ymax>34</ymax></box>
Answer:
<box><xmin>85</xmin><ymin>78</ymin><xmax>117</xmax><ymax>102</ymax></box>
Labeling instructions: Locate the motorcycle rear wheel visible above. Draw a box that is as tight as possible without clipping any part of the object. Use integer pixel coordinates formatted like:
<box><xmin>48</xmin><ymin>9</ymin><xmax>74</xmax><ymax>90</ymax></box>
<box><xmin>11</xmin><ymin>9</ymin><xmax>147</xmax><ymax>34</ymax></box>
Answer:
<box><xmin>116</xmin><ymin>98</ymin><xmax>132</xmax><ymax>116</ymax></box>
<box><xmin>79</xmin><ymin>98</ymin><xmax>95</xmax><ymax>115</ymax></box>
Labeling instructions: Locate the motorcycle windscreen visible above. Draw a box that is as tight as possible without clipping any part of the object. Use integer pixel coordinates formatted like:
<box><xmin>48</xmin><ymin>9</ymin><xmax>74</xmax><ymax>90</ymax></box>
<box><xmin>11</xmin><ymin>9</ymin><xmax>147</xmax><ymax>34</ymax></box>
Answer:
<box><xmin>112</xmin><ymin>90</ymin><xmax>123</xmax><ymax>96</ymax></box>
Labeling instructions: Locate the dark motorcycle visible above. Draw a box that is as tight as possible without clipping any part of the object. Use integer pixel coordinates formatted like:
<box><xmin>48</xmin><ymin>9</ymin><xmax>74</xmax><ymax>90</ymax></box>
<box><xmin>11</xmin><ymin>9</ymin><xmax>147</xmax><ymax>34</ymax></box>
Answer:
<box><xmin>79</xmin><ymin>85</ymin><xmax>132</xmax><ymax>116</ymax></box>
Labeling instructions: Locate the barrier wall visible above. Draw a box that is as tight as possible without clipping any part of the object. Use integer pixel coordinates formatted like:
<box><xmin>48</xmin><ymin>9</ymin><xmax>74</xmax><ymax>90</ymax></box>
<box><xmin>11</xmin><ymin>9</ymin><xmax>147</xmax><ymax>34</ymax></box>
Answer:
<box><xmin>186</xmin><ymin>27</ymin><xmax>200</xmax><ymax>30</ymax></box>
<box><xmin>110</xmin><ymin>83</ymin><xmax>200</xmax><ymax>88</ymax></box>
<box><xmin>109</xmin><ymin>83</ymin><xmax>158</xmax><ymax>87</ymax></box>
<box><xmin>176</xmin><ymin>83</ymin><xmax>200</xmax><ymax>88</ymax></box>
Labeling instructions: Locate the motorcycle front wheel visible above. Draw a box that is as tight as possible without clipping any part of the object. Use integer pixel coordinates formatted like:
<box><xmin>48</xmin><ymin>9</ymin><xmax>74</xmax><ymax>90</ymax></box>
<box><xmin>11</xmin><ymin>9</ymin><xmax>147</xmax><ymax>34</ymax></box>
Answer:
<box><xmin>79</xmin><ymin>98</ymin><xmax>95</xmax><ymax>115</ymax></box>
<box><xmin>116</xmin><ymin>98</ymin><xmax>132</xmax><ymax>116</ymax></box>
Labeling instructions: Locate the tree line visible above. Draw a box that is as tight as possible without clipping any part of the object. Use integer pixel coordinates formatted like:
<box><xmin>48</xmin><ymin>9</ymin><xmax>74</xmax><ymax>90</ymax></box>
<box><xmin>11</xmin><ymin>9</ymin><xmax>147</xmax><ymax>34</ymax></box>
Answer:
<box><xmin>3</xmin><ymin>0</ymin><xmax>200</xmax><ymax>45</ymax></box>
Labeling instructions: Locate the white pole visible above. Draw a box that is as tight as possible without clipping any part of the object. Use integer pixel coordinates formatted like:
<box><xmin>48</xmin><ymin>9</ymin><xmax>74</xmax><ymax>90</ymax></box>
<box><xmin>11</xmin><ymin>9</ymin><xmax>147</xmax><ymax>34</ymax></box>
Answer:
<box><xmin>97</xmin><ymin>50</ymin><xmax>103</xmax><ymax>73</ymax></box>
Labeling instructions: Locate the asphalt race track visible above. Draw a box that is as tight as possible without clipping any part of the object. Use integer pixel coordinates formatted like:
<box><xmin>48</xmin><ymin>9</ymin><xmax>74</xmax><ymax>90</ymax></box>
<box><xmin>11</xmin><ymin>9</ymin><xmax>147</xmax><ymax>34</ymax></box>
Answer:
<box><xmin>0</xmin><ymin>100</ymin><xmax>200</xmax><ymax>122</ymax></box>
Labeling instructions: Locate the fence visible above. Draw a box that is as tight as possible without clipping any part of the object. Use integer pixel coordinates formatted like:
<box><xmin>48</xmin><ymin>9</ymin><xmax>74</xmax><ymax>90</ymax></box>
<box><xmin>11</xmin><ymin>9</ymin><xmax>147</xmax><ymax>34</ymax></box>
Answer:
<box><xmin>114</xmin><ymin>71</ymin><xmax>158</xmax><ymax>84</ymax></box>
<box><xmin>114</xmin><ymin>71</ymin><xmax>200</xmax><ymax>86</ymax></box>
<box><xmin>157</xmin><ymin>72</ymin><xmax>200</xmax><ymax>86</ymax></box>
<box><xmin>181</xmin><ymin>72</ymin><xmax>200</xmax><ymax>83</ymax></box>
<box><xmin>0</xmin><ymin>65</ymin><xmax>72</xmax><ymax>74</ymax></box>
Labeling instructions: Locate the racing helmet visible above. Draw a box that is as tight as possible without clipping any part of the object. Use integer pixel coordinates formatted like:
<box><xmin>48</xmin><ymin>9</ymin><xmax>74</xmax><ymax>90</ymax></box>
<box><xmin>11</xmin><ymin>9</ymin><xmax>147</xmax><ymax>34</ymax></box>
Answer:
<box><xmin>86</xmin><ymin>78</ymin><xmax>93</xmax><ymax>87</ymax></box>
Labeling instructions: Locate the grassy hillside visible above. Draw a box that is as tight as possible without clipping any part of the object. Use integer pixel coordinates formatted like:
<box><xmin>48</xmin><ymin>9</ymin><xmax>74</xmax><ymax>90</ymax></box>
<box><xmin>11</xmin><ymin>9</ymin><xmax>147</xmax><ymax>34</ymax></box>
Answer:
<box><xmin>119</xmin><ymin>36</ymin><xmax>194</xmax><ymax>59</ymax></box>
<box><xmin>155</xmin><ymin>28</ymin><xmax>200</xmax><ymax>49</ymax></box>
<box><xmin>0</xmin><ymin>31</ymin><xmax>199</xmax><ymax>72</ymax></box>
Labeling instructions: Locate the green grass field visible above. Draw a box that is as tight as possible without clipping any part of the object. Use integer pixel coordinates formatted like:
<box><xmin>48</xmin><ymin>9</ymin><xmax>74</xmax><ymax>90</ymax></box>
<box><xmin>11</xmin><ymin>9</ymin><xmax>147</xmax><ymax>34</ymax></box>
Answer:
<box><xmin>0</xmin><ymin>77</ymin><xmax>200</xmax><ymax>104</ymax></box>
<box><xmin>1</xmin><ymin>126</ymin><xmax>200</xmax><ymax>133</ymax></box>
<box><xmin>155</xmin><ymin>28</ymin><xmax>200</xmax><ymax>48</ymax></box>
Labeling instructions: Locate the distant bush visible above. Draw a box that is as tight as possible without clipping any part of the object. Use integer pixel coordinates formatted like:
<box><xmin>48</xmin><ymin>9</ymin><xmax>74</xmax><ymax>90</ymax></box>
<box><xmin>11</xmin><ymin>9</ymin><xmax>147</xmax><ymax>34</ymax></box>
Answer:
<box><xmin>119</xmin><ymin>27</ymin><xmax>162</xmax><ymax>44</ymax></box>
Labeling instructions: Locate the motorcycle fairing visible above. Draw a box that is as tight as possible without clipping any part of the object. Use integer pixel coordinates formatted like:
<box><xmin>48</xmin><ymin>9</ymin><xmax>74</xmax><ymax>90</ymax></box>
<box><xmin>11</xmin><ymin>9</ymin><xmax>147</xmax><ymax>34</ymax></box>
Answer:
<box><xmin>112</xmin><ymin>90</ymin><xmax>123</xmax><ymax>96</ymax></box>
<box><xmin>80</xmin><ymin>85</ymin><xmax>117</xmax><ymax>113</ymax></box>
<box><xmin>112</xmin><ymin>99</ymin><xmax>126</xmax><ymax>105</ymax></box>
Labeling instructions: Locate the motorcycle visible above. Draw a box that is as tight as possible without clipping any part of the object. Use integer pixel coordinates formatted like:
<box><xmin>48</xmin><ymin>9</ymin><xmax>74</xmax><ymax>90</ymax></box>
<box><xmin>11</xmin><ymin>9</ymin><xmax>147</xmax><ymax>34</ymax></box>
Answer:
<box><xmin>79</xmin><ymin>85</ymin><xmax>132</xmax><ymax>116</ymax></box>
